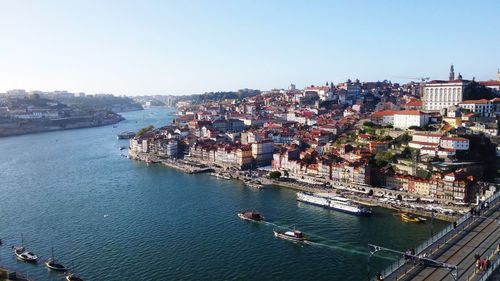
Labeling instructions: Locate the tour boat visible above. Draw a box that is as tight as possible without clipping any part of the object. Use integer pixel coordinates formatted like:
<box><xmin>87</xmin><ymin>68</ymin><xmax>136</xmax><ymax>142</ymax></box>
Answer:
<box><xmin>273</xmin><ymin>229</ymin><xmax>307</xmax><ymax>242</ymax></box>
<box><xmin>237</xmin><ymin>210</ymin><xmax>264</xmax><ymax>222</ymax></box>
<box><xmin>399</xmin><ymin>213</ymin><xmax>426</xmax><ymax>223</ymax></box>
<box><xmin>65</xmin><ymin>272</ymin><xmax>83</xmax><ymax>281</ymax></box>
<box><xmin>45</xmin><ymin>248</ymin><xmax>67</xmax><ymax>271</ymax></box>
<box><xmin>13</xmin><ymin>246</ymin><xmax>38</xmax><ymax>263</ymax></box>
<box><xmin>297</xmin><ymin>192</ymin><xmax>372</xmax><ymax>216</ymax></box>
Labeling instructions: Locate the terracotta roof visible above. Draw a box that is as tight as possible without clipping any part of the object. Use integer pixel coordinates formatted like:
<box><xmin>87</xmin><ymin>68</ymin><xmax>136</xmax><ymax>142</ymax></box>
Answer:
<box><xmin>479</xmin><ymin>81</ymin><xmax>500</xmax><ymax>86</ymax></box>
<box><xmin>427</xmin><ymin>80</ymin><xmax>469</xmax><ymax>84</ymax></box>
<box><xmin>405</xmin><ymin>100</ymin><xmax>423</xmax><ymax>107</ymax></box>
<box><xmin>441</xmin><ymin>137</ymin><xmax>468</xmax><ymax>142</ymax></box>
<box><xmin>460</xmin><ymin>99</ymin><xmax>489</xmax><ymax>104</ymax></box>
<box><xmin>413</xmin><ymin>133</ymin><xmax>443</xmax><ymax>137</ymax></box>
<box><xmin>395</xmin><ymin>110</ymin><xmax>426</xmax><ymax>116</ymax></box>
<box><xmin>371</xmin><ymin>110</ymin><xmax>397</xmax><ymax>117</ymax></box>
<box><xmin>410</xmin><ymin>141</ymin><xmax>438</xmax><ymax>147</ymax></box>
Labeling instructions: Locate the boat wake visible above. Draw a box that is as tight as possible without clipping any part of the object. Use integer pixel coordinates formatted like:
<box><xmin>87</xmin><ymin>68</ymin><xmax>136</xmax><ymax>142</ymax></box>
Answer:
<box><xmin>260</xmin><ymin>221</ymin><xmax>394</xmax><ymax>260</ymax></box>
<box><xmin>303</xmin><ymin>240</ymin><xmax>394</xmax><ymax>260</ymax></box>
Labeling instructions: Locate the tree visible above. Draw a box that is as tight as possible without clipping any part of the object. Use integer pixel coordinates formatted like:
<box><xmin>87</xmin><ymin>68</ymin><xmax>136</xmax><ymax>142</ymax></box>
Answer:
<box><xmin>400</xmin><ymin>147</ymin><xmax>412</xmax><ymax>159</ymax></box>
<box><xmin>363</xmin><ymin>121</ymin><xmax>375</xmax><ymax>127</ymax></box>
<box><xmin>269</xmin><ymin>171</ymin><xmax>282</xmax><ymax>179</ymax></box>
<box><xmin>136</xmin><ymin>125</ymin><xmax>154</xmax><ymax>137</ymax></box>
<box><xmin>464</xmin><ymin>81</ymin><xmax>495</xmax><ymax>100</ymax></box>
<box><xmin>416</xmin><ymin>168</ymin><xmax>431</xmax><ymax>179</ymax></box>
<box><xmin>374</xmin><ymin>151</ymin><xmax>395</xmax><ymax>167</ymax></box>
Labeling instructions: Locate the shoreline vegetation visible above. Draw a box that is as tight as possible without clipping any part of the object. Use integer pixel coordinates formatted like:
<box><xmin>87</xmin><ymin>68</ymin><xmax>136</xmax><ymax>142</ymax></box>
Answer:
<box><xmin>128</xmin><ymin>150</ymin><xmax>462</xmax><ymax>222</ymax></box>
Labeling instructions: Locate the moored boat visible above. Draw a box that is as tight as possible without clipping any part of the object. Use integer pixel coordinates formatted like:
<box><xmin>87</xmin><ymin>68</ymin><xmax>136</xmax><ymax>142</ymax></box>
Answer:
<box><xmin>13</xmin><ymin>246</ymin><xmax>38</xmax><ymax>263</ymax></box>
<box><xmin>237</xmin><ymin>210</ymin><xmax>264</xmax><ymax>222</ymax></box>
<box><xmin>65</xmin><ymin>272</ymin><xmax>83</xmax><ymax>281</ymax></box>
<box><xmin>399</xmin><ymin>212</ymin><xmax>426</xmax><ymax>223</ymax></box>
<box><xmin>297</xmin><ymin>192</ymin><xmax>372</xmax><ymax>216</ymax></box>
<box><xmin>13</xmin><ymin>234</ymin><xmax>38</xmax><ymax>263</ymax></box>
<box><xmin>45</xmin><ymin>248</ymin><xmax>67</xmax><ymax>271</ymax></box>
<box><xmin>46</xmin><ymin>258</ymin><xmax>67</xmax><ymax>271</ymax></box>
<box><xmin>273</xmin><ymin>229</ymin><xmax>307</xmax><ymax>242</ymax></box>
<box><xmin>245</xmin><ymin>181</ymin><xmax>263</xmax><ymax>189</ymax></box>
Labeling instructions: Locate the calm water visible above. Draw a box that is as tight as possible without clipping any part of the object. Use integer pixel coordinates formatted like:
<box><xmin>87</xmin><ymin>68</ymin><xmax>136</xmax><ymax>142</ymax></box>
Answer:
<box><xmin>0</xmin><ymin>108</ymin><xmax>448</xmax><ymax>281</ymax></box>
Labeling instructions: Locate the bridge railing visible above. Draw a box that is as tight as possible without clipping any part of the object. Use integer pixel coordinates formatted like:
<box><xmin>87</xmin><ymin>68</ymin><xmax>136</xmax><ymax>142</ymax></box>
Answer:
<box><xmin>377</xmin><ymin>191</ymin><xmax>499</xmax><ymax>280</ymax></box>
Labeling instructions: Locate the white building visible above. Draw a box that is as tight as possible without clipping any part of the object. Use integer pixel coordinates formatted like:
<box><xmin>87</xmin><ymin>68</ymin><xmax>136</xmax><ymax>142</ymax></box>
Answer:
<box><xmin>458</xmin><ymin>99</ymin><xmax>498</xmax><ymax>117</ymax></box>
<box><xmin>412</xmin><ymin>133</ymin><xmax>443</xmax><ymax>144</ymax></box>
<box><xmin>303</xmin><ymin>86</ymin><xmax>333</xmax><ymax>101</ymax></box>
<box><xmin>393</xmin><ymin>110</ymin><xmax>430</xmax><ymax>129</ymax></box>
<box><xmin>439</xmin><ymin>137</ymin><xmax>469</xmax><ymax>150</ymax></box>
<box><xmin>370</xmin><ymin>110</ymin><xmax>396</xmax><ymax>126</ymax></box>
<box><xmin>422</xmin><ymin>80</ymin><xmax>469</xmax><ymax>111</ymax></box>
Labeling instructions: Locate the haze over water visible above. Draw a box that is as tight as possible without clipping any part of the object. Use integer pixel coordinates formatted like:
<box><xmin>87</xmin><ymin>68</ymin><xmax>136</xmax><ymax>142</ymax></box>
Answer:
<box><xmin>0</xmin><ymin>108</ymin><xmax>448</xmax><ymax>281</ymax></box>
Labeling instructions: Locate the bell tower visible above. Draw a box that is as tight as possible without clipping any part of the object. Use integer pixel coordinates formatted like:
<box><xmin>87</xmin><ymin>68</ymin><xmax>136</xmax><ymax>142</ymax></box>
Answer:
<box><xmin>497</xmin><ymin>69</ymin><xmax>500</xmax><ymax>81</ymax></box>
<box><xmin>449</xmin><ymin>64</ymin><xmax>455</xmax><ymax>81</ymax></box>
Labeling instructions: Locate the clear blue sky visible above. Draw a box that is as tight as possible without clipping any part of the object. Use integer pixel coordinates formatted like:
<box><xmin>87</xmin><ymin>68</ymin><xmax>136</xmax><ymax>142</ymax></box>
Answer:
<box><xmin>1</xmin><ymin>0</ymin><xmax>499</xmax><ymax>95</ymax></box>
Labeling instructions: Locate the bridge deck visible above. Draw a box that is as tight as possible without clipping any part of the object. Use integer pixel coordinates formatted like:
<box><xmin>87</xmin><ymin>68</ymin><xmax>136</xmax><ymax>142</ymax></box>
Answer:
<box><xmin>383</xmin><ymin>198</ymin><xmax>499</xmax><ymax>281</ymax></box>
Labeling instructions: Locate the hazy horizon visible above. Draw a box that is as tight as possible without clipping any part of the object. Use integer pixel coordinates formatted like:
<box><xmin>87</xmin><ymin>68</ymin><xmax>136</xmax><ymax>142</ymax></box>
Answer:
<box><xmin>1</xmin><ymin>0</ymin><xmax>499</xmax><ymax>96</ymax></box>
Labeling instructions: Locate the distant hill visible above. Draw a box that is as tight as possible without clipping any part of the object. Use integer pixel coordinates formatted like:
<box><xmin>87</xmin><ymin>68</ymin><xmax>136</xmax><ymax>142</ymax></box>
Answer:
<box><xmin>181</xmin><ymin>89</ymin><xmax>261</xmax><ymax>103</ymax></box>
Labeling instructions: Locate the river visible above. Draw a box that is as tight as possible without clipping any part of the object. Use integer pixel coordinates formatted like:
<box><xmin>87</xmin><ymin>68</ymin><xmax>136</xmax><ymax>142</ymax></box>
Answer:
<box><xmin>0</xmin><ymin>108</ymin><xmax>448</xmax><ymax>281</ymax></box>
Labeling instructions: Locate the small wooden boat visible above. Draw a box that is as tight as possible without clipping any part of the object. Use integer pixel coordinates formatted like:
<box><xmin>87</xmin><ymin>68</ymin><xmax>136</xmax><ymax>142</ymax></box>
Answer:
<box><xmin>45</xmin><ymin>248</ymin><xmax>66</xmax><ymax>271</ymax></box>
<box><xmin>65</xmin><ymin>272</ymin><xmax>83</xmax><ymax>281</ymax></box>
<box><xmin>13</xmin><ymin>246</ymin><xmax>38</xmax><ymax>263</ymax></box>
<box><xmin>13</xmin><ymin>234</ymin><xmax>38</xmax><ymax>263</ymax></box>
<box><xmin>237</xmin><ymin>210</ymin><xmax>264</xmax><ymax>222</ymax></box>
<box><xmin>400</xmin><ymin>212</ymin><xmax>425</xmax><ymax>223</ymax></box>
<box><xmin>273</xmin><ymin>229</ymin><xmax>307</xmax><ymax>242</ymax></box>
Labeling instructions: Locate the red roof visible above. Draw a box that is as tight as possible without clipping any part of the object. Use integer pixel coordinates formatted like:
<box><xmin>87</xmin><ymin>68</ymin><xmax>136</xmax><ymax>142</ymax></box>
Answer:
<box><xmin>371</xmin><ymin>110</ymin><xmax>397</xmax><ymax>117</ymax></box>
<box><xmin>410</xmin><ymin>141</ymin><xmax>438</xmax><ymax>147</ymax></box>
<box><xmin>405</xmin><ymin>100</ymin><xmax>423</xmax><ymax>107</ymax></box>
<box><xmin>441</xmin><ymin>137</ymin><xmax>468</xmax><ymax>142</ymax></box>
<box><xmin>460</xmin><ymin>99</ymin><xmax>489</xmax><ymax>104</ymax></box>
<box><xmin>427</xmin><ymin>80</ymin><xmax>469</xmax><ymax>84</ymax></box>
<box><xmin>395</xmin><ymin>110</ymin><xmax>426</xmax><ymax>116</ymax></box>
<box><xmin>413</xmin><ymin>133</ymin><xmax>443</xmax><ymax>137</ymax></box>
<box><xmin>479</xmin><ymin>81</ymin><xmax>500</xmax><ymax>86</ymax></box>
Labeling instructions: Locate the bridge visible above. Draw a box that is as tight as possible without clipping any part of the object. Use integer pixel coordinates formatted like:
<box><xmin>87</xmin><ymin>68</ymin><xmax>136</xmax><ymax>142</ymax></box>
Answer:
<box><xmin>371</xmin><ymin>192</ymin><xmax>500</xmax><ymax>281</ymax></box>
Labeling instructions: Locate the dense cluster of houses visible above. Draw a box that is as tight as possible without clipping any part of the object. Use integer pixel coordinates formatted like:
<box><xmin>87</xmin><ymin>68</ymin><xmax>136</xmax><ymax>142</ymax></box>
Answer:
<box><xmin>128</xmin><ymin>68</ymin><xmax>500</xmax><ymax>203</ymax></box>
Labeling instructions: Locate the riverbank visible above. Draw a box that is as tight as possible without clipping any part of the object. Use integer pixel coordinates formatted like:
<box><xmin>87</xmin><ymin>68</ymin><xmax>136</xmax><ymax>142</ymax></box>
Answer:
<box><xmin>0</xmin><ymin>267</ymin><xmax>31</xmax><ymax>281</ymax></box>
<box><xmin>128</xmin><ymin>151</ymin><xmax>462</xmax><ymax>222</ymax></box>
<box><xmin>0</xmin><ymin>115</ymin><xmax>124</xmax><ymax>138</ymax></box>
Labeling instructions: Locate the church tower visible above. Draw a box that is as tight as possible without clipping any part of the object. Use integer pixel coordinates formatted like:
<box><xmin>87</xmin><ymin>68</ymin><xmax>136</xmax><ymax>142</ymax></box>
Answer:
<box><xmin>449</xmin><ymin>64</ymin><xmax>455</xmax><ymax>81</ymax></box>
<box><xmin>497</xmin><ymin>69</ymin><xmax>500</xmax><ymax>81</ymax></box>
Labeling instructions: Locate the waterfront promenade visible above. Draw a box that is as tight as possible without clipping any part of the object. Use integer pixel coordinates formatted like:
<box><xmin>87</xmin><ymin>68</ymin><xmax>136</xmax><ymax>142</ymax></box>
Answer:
<box><xmin>378</xmin><ymin>192</ymin><xmax>500</xmax><ymax>281</ymax></box>
<box><xmin>130</xmin><ymin>151</ymin><xmax>466</xmax><ymax>222</ymax></box>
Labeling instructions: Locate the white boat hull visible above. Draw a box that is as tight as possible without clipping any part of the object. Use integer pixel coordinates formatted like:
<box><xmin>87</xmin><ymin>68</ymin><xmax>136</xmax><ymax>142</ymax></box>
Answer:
<box><xmin>297</xmin><ymin>192</ymin><xmax>371</xmax><ymax>216</ymax></box>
